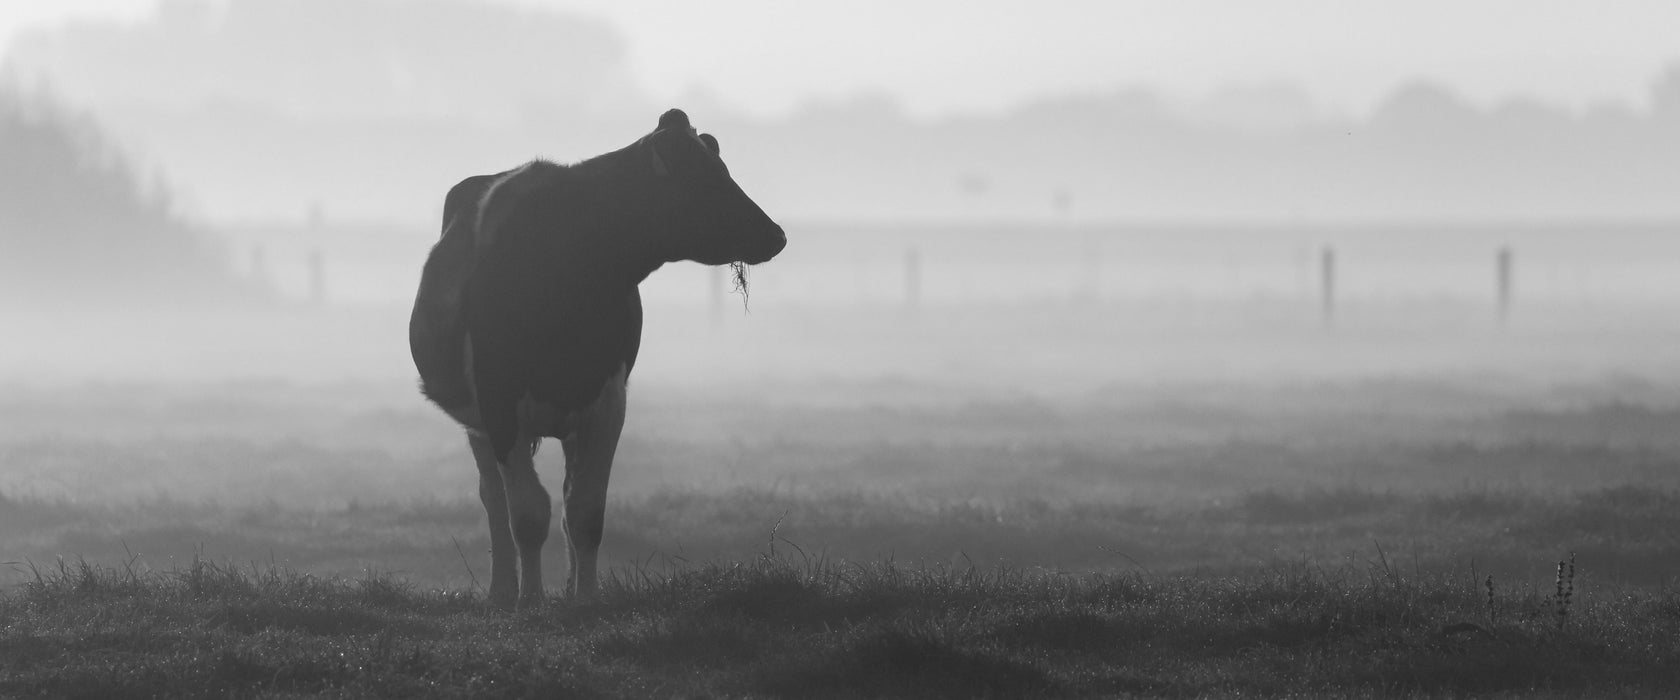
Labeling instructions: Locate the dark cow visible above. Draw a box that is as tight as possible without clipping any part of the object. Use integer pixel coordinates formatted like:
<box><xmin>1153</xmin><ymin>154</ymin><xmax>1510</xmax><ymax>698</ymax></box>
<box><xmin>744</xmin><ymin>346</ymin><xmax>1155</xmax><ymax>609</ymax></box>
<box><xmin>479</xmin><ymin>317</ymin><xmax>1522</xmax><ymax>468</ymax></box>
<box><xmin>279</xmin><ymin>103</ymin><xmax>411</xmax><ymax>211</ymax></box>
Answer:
<box><xmin>409</xmin><ymin>109</ymin><xmax>785</xmax><ymax>607</ymax></box>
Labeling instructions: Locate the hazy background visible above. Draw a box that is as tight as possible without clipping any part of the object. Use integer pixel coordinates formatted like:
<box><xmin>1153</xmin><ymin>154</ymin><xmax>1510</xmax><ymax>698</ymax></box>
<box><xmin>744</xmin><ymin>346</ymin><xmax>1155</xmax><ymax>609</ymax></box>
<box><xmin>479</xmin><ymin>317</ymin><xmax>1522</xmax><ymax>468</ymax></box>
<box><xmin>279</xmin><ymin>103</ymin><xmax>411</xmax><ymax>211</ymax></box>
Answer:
<box><xmin>2</xmin><ymin>0</ymin><xmax>1678</xmax><ymax>377</ymax></box>
<box><xmin>3</xmin><ymin>1</ymin><xmax>1680</xmax><ymax>587</ymax></box>
<box><xmin>6</xmin><ymin>0</ymin><xmax>1680</xmax><ymax>225</ymax></box>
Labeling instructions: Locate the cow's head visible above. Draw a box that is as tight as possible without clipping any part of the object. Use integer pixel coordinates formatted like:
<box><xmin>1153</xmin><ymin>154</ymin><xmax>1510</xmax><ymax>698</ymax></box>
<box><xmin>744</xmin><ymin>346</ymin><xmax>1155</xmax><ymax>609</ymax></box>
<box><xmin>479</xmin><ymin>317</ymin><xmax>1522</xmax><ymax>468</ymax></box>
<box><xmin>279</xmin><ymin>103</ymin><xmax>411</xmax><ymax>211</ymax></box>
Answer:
<box><xmin>639</xmin><ymin>109</ymin><xmax>786</xmax><ymax>266</ymax></box>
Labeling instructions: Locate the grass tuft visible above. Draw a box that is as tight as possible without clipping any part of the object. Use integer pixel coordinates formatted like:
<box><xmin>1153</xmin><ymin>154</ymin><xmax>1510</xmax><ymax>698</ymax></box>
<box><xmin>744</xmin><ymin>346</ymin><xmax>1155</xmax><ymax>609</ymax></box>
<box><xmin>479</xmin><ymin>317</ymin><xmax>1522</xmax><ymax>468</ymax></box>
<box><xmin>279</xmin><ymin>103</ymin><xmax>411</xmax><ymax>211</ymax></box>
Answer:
<box><xmin>4</xmin><ymin>548</ymin><xmax>1679</xmax><ymax>697</ymax></box>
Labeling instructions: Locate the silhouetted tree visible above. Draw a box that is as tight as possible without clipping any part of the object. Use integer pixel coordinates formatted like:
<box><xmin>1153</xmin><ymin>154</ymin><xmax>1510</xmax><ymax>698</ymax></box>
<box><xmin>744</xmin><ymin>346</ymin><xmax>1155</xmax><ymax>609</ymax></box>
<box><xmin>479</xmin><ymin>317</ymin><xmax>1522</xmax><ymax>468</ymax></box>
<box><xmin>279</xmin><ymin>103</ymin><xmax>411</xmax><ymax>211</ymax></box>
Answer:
<box><xmin>0</xmin><ymin>88</ymin><xmax>244</xmax><ymax>304</ymax></box>
<box><xmin>1369</xmin><ymin>81</ymin><xmax>1484</xmax><ymax>135</ymax></box>
<box><xmin>1652</xmin><ymin>63</ymin><xmax>1680</xmax><ymax>121</ymax></box>
<box><xmin>4</xmin><ymin>0</ymin><xmax>639</xmax><ymax>125</ymax></box>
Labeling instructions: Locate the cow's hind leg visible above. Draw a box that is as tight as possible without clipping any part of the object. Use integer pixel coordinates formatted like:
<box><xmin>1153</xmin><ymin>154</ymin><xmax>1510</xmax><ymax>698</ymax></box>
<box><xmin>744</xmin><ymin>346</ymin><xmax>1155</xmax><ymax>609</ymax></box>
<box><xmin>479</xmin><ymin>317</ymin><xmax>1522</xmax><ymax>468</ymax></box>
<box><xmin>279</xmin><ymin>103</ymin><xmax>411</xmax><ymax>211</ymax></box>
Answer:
<box><xmin>468</xmin><ymin>433</ymin><xmax>519</xmax><ymax>608</ymax></box>
<box><xmin>498</xmin><ymin>433</ymin><xmax>551</xmax><ymax>607</ymax></box>
<box><xmin>561</xmin><ymin>364</ymin><xmax>628</xmax><ymax>598</ymax></box>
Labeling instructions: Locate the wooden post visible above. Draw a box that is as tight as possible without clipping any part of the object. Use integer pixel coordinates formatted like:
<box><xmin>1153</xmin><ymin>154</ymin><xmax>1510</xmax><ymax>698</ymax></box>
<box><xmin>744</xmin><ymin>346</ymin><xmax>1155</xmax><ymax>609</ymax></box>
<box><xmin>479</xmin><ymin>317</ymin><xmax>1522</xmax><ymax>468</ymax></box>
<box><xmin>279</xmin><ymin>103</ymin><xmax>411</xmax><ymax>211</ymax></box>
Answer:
<box><xmin>1496</xmin><ymin>246</ymin><xmax>1513</xmax><ymax>324</ymax></box>
<box><xmin>905</xmin><ymin>247</ymin><xmax>921</xmax><ymax>311</ymax></box>
<box><xmin>307</xmin><ymin>248</ymin><xmax>325</xmax><ymax>305</ymax></box>
<box><xmin>1320</xmin><ymin>246</ymin><xmax>1336</xmax><ymax>326</ymax></box>
<box><xmin>250</xmin><ymin>244</ymin><xmax>268</xmax><ymax>283</ymax></box>
<box><xmin>1078</xmin><ymin>235</ymin><xmax>1100</xmax><ymax>303</ymax></box>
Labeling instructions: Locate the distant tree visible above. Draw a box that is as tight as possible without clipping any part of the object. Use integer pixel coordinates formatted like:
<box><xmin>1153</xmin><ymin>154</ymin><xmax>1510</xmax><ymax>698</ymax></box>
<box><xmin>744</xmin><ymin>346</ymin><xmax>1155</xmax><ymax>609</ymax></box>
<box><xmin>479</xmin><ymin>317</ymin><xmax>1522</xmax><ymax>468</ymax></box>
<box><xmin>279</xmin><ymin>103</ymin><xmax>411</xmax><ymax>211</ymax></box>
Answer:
<box><xmin>1369</xmin><ymin>81</ymin><xmax>1483</xmax><ymax>134</ymax></box>
<box><xmin>0</xmin><ymin>88</ymin><xmax>244</xmax><ymax>304</ymax></box>
<box><xmin>1652</xmin><ymin>62</ymin><xmax>1680</xmax><ymax>119</ymax></box>
<box><xmin>3</xmin><ymin>0</ymin><xmax>640</xmax><ymax>125</ymax></box>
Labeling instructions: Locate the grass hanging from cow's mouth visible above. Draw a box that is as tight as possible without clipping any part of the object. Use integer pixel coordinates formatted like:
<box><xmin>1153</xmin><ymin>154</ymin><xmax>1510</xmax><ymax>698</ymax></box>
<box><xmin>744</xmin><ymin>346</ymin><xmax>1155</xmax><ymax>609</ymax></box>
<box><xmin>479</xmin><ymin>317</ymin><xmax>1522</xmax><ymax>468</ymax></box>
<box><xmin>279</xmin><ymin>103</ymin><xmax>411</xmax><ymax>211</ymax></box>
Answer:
<box><xmin>730</xmin><ymin>261</ymin><xmax>751</xmax><ymax>311</ymax></box>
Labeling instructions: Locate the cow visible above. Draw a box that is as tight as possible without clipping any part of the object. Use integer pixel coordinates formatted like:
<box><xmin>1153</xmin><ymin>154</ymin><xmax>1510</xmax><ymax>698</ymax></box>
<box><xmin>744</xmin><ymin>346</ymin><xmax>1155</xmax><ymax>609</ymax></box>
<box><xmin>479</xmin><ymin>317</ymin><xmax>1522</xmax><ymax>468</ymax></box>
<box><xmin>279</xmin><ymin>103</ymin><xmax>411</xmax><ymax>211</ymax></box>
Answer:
<box><xmin>409</xmin><ymin>108</ymin><xmax>786</xmax><ymax>607</ymax></box>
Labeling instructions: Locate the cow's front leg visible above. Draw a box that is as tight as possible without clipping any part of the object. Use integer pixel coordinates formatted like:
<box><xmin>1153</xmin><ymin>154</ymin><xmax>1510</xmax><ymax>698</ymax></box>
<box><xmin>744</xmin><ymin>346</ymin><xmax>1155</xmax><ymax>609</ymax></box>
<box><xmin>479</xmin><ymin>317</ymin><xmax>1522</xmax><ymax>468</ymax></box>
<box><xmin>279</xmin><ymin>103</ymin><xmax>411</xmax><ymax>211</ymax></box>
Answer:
<box><xmin>498</xmin><ymin>434</ymin><xmax>550</xmax><ymax>607</ymax></box>
<box><xmin>561</xmin><ymin>365</ymin><xmax>628</xmax><ymax>598</ymax></box>
<box><xmin>468</xmin><ymin>433</ymin><xmax>518</xmax><ymax>608</ymax></box>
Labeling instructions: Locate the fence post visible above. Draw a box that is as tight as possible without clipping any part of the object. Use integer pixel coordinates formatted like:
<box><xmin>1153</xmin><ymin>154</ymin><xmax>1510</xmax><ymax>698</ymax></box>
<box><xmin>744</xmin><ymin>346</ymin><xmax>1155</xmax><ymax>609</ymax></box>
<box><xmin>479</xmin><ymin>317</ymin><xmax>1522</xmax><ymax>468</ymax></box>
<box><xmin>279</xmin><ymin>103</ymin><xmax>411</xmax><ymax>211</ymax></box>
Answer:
<box><xmin>1077</xmin><ymin>234</ymin><xmax>1100</xmax><ymax>304</ymax></box>
<box><xmin>307</xmin><ymin>248</ymin><xmax>325</xmax><ymax>305</ymax></box>
<box><xmin>1320</xmin><ymin>246</ymin><xmax>1336</xmax><ymax>326</ymax></box>
<box><xmin>1496</xmin><ymin>246</ymin><xmax>1513</xmax><ymax>324</ymax></box>
<box><xmin>905</xmin><ymin>247</ymin><xmax>921</xmax><ymax>311</ymax></box>
<box><xmin>250</xmin><ymin>244</ymin><xmax>269</xmax><ymax>284</ymax></box>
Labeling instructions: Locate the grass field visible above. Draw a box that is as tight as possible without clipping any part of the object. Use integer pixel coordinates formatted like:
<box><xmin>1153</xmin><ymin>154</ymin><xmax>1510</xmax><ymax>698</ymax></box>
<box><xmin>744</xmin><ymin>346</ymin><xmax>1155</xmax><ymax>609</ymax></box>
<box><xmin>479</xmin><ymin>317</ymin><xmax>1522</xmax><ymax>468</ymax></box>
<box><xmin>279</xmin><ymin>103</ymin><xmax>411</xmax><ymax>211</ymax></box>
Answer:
<box><xmin>6</xmin><ymin>381</ymin><xmax>1680</xmax><ymax>697</ymax></box>
<box><xmin>5</xmin><ymin>303</ymin><xmax>1680</xmax><ymax>696</ymax></box>
<box><xmin>5</xmin><ymin>551</ymin><xmax>1678</xmax><ymax>697</ymax></box>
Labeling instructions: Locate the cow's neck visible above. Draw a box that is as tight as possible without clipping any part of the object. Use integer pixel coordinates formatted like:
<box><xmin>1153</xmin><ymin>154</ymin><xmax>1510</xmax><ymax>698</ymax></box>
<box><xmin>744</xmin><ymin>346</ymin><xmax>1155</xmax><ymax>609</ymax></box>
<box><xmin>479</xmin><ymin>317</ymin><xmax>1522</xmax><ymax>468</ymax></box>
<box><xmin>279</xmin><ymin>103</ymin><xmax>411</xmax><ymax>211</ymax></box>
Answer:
<box><xmin>564</xmin><ymin>145</ymin><xmax>668</xmax><ymax>285</ymax></box>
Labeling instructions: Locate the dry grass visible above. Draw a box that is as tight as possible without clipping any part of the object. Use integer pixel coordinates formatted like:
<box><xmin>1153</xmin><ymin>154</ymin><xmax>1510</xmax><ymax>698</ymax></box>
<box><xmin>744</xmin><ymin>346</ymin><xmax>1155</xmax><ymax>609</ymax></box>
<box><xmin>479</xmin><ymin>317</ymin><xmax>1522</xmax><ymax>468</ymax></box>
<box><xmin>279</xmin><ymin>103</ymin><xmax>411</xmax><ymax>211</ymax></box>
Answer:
<box><xmin>6</xmin><ymin>484</ymin><xmax>1680</xmax><ymax>591</ymax></box>
<box><xmin>6</xmin><ymin>377</ymin><xmax>1680</xmax><ymax>695</ymax></box>
<box><xmin>3</xmin><ymin>553</ymin><xmax>1678</xmax><ymax>698</ymax></box>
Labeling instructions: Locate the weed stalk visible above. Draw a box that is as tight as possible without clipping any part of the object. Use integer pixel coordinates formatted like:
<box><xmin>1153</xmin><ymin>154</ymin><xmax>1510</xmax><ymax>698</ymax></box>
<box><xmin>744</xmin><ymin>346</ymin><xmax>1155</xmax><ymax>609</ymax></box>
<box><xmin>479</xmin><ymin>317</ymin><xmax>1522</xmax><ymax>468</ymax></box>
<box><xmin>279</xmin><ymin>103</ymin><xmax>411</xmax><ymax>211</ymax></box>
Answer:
<box><xmin>1554</xmin><ymin>552</ymin><xmax>1576</xmax><ymax>631</ymax></box>
<box><xmin>1485</xmin><ymin>574</ymin><xmax>1497</xmax><ymax>625</ymax></box>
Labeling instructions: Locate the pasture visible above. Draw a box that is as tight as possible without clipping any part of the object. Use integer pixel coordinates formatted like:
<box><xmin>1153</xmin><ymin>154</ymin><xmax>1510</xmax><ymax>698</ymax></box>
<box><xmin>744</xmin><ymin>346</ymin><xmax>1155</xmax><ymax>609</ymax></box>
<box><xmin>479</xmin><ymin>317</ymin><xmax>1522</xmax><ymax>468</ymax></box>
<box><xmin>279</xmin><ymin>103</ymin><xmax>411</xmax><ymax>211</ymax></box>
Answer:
<box><xmin>4</xmin><ymin>297</ymin><xmax>1680</xmax><ymax>696</ymax></box>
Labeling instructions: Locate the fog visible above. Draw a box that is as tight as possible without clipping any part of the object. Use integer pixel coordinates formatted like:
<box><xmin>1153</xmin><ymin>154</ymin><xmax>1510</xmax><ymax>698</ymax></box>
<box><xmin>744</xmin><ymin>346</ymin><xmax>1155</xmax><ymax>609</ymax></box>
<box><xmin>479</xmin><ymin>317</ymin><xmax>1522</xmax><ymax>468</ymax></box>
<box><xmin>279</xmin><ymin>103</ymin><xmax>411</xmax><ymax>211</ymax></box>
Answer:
<box><xmin>4</xmin><ymin>1</ymin><xmax>1680</xmax><ymax>590</ymax></box>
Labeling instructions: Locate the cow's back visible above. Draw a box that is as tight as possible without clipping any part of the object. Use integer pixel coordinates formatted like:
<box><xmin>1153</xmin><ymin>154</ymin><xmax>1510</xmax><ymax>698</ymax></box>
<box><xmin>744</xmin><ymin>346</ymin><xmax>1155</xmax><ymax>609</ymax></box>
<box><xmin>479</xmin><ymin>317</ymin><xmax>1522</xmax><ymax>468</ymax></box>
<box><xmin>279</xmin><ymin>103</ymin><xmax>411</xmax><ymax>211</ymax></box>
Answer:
<box><xmin>462</xmin><ymin>165</ymin><xmax>645</xmax><ymax>458</ymax></box>
<box><xmin>413</xmin><ymin>164</ymin><xmax>646</xmax><ymax>456</ymax></box>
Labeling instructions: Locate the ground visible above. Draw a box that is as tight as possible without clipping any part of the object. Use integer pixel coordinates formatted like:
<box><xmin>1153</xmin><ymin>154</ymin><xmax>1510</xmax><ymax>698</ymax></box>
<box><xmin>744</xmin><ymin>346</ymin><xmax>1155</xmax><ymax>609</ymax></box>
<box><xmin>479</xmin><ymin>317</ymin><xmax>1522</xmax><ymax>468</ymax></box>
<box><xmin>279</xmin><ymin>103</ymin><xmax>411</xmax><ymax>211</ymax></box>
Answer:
<box><xmin>5</xmin><ymin>550</ymin><xmax>1678</xmax><ymax>698</ymax></box>
<box><xmin>4</xmin><ymin>302</ymin><xmax>1680</xmax><ymax>696</ymax></box>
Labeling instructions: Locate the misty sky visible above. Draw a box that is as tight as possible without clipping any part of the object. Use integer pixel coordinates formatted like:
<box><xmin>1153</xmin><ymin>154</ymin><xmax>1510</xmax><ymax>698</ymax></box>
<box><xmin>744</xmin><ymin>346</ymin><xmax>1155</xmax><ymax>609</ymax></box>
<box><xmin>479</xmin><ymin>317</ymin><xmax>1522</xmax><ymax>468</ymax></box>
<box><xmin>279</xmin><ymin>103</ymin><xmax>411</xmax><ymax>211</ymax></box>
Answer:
<box><xmin>2</xmin><ymin>0</ymin><xmax>1677</xmax><ymax>120</ymax></box>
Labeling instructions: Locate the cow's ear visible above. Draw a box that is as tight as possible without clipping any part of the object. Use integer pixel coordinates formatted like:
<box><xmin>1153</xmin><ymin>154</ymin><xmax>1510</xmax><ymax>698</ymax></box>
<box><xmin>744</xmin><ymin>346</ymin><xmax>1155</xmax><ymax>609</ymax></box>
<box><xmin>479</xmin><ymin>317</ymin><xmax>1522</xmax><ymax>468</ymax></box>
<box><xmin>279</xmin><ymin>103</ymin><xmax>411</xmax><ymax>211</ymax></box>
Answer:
<box><xmin>699</xmin><ymin>133</ymin><xmax>719</xmax><ymax>155</ymax></box>
<box><xmin>658</xmin><ymin>108</ymin><xmax>690</xmax><ymax>130</ymax></box>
